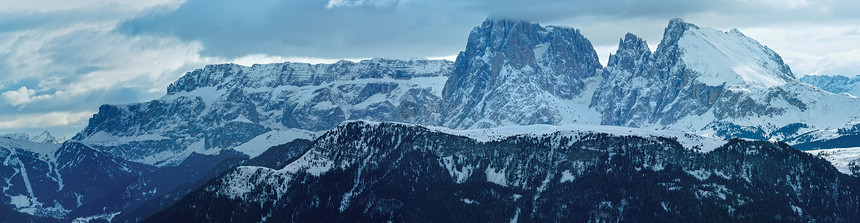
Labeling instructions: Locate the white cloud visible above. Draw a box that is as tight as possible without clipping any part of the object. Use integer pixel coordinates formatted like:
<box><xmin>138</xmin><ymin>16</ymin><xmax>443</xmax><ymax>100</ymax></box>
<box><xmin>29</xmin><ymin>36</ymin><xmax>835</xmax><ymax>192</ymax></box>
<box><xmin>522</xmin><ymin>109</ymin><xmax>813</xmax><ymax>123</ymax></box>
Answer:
<box><xmin>0</xmin><ymin>111</ymin><xmax>93</xmax><ymax>129</ymax></box>
<box><xmin>810</xmin><ymin>49</ymin><xmax>860</xmax><ymax>76</ymax></box>
<box><xmin>0</xmin><ymin>22</ymin><xmax>219</xmax><ymax>104</ymax></box>
<box><xmin>0</xmin><ymin>0</ymin><xmax>183</xmax><ymax>12</ymax></box>
<box><xmin>1</xmin><ymin>86</ymin><xmax>52</xmax><ymax>106</ymax></box>
<box><xmin>742</xmin><ymin>24</ymin><xmax>860</xmax><ymax>76</ymax></box>
<box><xmin>735</xmin><ymin>0</ymin><xmax>811</xmax><ymax>9</ymax></box>
<box><xmin>592</xmin><ymin>45</ymin><xmax>618</xmax><ymax>67</ymax></box>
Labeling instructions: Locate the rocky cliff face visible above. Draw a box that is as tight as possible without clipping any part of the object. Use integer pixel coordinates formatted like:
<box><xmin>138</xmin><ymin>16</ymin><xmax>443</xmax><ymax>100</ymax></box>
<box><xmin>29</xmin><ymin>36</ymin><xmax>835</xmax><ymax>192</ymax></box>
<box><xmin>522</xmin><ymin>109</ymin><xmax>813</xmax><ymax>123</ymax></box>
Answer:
<box><xmin>73</xmin><ymin>59</ymin><xmax>452</xmax><ymax>166</ymax></box>
<box><xmin>442</xmin><ymin>19</ymin><xmax>603</xmax><ymax>129</ymax></box>
<box><xmin>146</xmin><ymin>121</ymin><xmax>860</xmax><ymax>222</ymax></box>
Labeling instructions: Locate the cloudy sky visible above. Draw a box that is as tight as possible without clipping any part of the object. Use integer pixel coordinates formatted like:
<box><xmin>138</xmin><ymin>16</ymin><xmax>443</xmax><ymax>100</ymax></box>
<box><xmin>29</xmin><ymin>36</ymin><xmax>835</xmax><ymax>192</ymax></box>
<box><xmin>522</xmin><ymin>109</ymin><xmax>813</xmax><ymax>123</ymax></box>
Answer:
<box><xmin>3</xmin><ymin>0</ymin><xmax>860</xmax><ymax>138</ymax></box>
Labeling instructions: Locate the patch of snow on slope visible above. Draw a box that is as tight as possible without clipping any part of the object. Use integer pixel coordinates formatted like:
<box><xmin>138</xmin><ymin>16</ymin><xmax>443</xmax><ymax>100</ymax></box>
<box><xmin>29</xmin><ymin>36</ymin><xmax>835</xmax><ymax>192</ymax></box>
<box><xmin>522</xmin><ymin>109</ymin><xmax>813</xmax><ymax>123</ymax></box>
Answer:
<box><xmin>533</xmin><ymin>43</ymin><xmax>549</xmax><ymax>60</ymax></box>
<box><xmin>231</xmin><ymin>129</ymin><xmax>319</xmax><ymax>158</ymax></box>
<box><xmin>679</xmin><ymin>27</ymin><xmax>788</xmax><ymax>88</ymax></box>
<box><xmin>485</xmin><ymin>166</ymin><xmax>508</xmax><ymax>186</ymax></box>
<box><xmin>441</xmin><ymin>155</ymin><xmax>474</xmax><ymax>183</ymax></box>
<box><xmin>9</xmin><ymin>194</ymin><xmax>32</xmax><ymax>208</ymax></box>
<box><xmin>71</xmin><ymin>212</ymin><xmax>120</xmax><ymax>223</ymax></box>
<box><xmin>560</xmin><ymin>170</ymin><xmax>575</xmax><ymax>183</ymax></box>
<box><xmin>161</xmin><ymin>86</ymin><xmax>223</xmax><ymax>105</ymax></box>
<box><xmin>805</xmin><ymin>147</ymin><xmax>860</xmax><ymax>175</ymax></box>
<box><xmin>0</xmin><ymin>137</ymin><xmax>61</xmax><ymax>157</ymax></box>
<box><xmin>136</xmin><ymin>139</ymin><xmax>209</xmax><ymax>167</ymax></box>
<box><xmin>352</xmin><ymin>92</ymin><xmax>389</xmax><ymax>109</ymax></box>
<box><xmin>218</xmin><ymin>166</ymin><xmax>283</xmax><ymax>200</ymax></box>
<box><xmin>552</xmin><ymin>76</ymin><xmax>603</xmax><ymax>125</ymax></box>
<box><xmin>280</xmin><ymin>149</ymin><xmax>335</xmax><ymax>176</ymax></box>
<box><xmin>80</xmin><ymin>131</ymin><xmax>167</xmax><ymax>147</ymax></box>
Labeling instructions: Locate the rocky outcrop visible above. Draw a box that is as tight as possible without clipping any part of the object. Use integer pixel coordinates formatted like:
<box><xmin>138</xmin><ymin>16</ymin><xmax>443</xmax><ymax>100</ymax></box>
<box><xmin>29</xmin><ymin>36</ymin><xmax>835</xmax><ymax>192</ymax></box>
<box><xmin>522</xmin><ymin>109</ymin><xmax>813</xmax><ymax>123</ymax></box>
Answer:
<box><xmin>442</xmin><ymin>18</ymin><xmax>603</xmax><ymax>129</ymax></box>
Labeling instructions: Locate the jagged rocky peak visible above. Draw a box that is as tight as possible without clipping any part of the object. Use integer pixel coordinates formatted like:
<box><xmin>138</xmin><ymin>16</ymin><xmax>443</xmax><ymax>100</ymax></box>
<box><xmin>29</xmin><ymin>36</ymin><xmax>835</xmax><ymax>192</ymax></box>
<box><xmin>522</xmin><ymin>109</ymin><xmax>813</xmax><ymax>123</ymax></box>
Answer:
<box><xmin>446</xmin><ymin>18</ymin><xmax>601</xmax><ymax>95</ymax></box>
<box><xmin>442</xmin><ymin>17</ymin><xmax>603</xmax><ymax>129</ymax></box>
<box><xmin>592</xmin><ymin>18</ymin><xmax>860</xmax><ymax>143</ymax></box>
<box><xmin>1</xmin><ymin>131</ymin><xmax>58</xmax><ymax>144</ymax></box>
<box><xmin>167</xmin><ymin>58</ymin><xmax>454</xmax><ymax>94</ymax></box>
<box><xmin>458</xmin><ymin>18</ymin><xmax>599</xmax><ymax>69</ymax></box>
<box><xmin>607</xmin><ymin>33</ymin><xmax>651</xmax><ymax>69</ymax></box>
<box><xmin>658</xmin><ymin>18</ymin><xmax>699</xmax><ymax>48</ymax></box>
<box><xmin>31</xmin><ymin>130</ymin><xmax>57</xmax><ymax>144</ymax></box>
<box><xmin>657</xmin><ymin>18</ymin><xmax>795</xmax><ymax>88</ymax></box>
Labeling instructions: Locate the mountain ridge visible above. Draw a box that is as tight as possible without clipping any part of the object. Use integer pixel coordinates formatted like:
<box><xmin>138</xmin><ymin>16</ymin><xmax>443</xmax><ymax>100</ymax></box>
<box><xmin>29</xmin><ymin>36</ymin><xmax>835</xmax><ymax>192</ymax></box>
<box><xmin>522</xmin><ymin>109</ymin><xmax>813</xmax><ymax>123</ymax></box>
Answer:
<box><xmin>146</xmin><ymin>121</ymin><xmax>860</xmax><ymax>222</ymax></box>
<box><xmin>67</xmin><ymin>17</ymin><xmax>860</xmax><ymax>171</ymax></box>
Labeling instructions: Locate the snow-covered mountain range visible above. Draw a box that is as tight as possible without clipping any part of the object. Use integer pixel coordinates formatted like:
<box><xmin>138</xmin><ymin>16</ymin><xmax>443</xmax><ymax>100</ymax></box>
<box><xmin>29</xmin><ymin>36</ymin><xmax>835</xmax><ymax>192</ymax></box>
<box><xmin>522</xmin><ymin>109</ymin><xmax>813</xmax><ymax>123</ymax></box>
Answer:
<box><xmin>2</xmin><ymin>131</ymin><xmax>61</xmax><ymax>144</ymax></box>
<box><xmin>0</xmin><ymin>137</ymin><xmax>154</xmax><ymax>220</ymax></box>
<box><xmin>800</xmin><ymin>74</ymin><xmax>860</xmax><ymax>97</ymax></box>
<box><xmin>5</xmin><ymin>18</ymin><xmax>860</xmax><ymax>221</ymax></box>
<box><xmin>74</xmin><ymin>18</ymin><xmax>860</xmax><ymax>169</ymax></box>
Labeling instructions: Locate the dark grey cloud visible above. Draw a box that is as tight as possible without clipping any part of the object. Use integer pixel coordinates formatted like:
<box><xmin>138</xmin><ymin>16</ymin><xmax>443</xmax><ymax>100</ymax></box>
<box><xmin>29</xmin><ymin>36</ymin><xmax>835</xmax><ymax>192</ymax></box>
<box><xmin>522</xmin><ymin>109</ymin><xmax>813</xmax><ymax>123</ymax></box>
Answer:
<box><xmin>119</xmin><ymin>0</ymin><xmax>479</xmax><ymax>59</ymax></box>
<box><xmin>119</xmin><ymin>0</ymin><xmax>707</xmax><ymax>59</ymax></box>
<box><xmin>0</xmin><ymin>7</ymin><xmax>131</xmax><ymax>31</ymax></box>
<box><xmin>117</xmin><ymin>0</ymin><xmax>860</xmax><ymax>60</ymax></box>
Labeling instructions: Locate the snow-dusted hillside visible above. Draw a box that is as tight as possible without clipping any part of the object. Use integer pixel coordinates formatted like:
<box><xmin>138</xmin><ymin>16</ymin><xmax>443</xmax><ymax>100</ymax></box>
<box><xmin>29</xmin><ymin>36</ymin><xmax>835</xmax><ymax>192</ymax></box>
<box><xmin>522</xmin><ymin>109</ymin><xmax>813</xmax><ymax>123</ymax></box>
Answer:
<box><xmin>0</xmin><ymin>137</ymin><xmax>154</xmax><ymax>220</ymax></box>
<box><xmin>806</xmin><ymin>147</ymin><xmax>860</xmax><ymax>176</ymax></box>
<box><xmin>148</xmin><ymin>121</ymin><xmax>860</xmax><ymax>222</ymax></box>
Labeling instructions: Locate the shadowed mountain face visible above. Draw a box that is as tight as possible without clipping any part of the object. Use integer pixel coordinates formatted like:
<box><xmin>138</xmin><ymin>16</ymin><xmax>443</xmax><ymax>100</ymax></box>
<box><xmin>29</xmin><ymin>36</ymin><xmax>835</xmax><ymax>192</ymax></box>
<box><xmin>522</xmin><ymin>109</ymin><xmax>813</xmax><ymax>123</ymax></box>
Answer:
<box><xmin>146</xmin><ymin>122</ymin><xmax>860</xmax><ymax>222</ymax></box>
